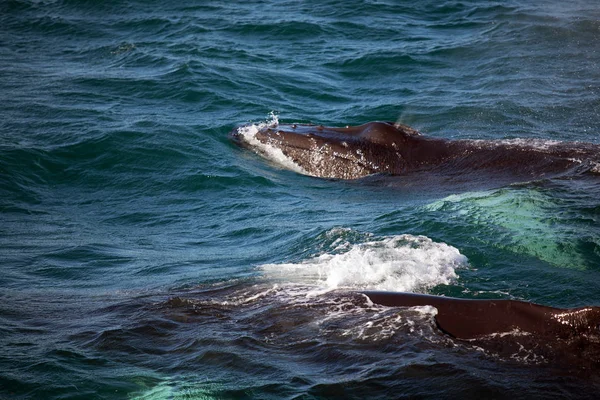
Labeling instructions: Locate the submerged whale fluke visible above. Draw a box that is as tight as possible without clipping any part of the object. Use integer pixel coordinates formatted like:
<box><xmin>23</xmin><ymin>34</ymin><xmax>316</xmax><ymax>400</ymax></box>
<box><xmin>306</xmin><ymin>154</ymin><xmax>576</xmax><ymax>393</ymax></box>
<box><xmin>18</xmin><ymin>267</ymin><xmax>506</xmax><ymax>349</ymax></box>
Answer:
<box><xmin>361</xmin><ymin>291</ymin><xmax>600</xmax><ymax>340</ymax></box>
<box><xmin>230</xmin><ymin>121</ymin><xmax>600</xmax><ymax>182</ymax></box>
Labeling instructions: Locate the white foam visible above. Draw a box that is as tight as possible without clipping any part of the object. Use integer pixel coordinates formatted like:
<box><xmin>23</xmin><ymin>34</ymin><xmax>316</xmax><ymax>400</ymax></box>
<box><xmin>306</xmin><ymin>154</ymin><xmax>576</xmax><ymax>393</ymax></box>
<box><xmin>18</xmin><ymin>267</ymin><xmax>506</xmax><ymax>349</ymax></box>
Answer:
<box><xmin>235</xmin><ymin>113</ymin><xmax>310</xmax><ymax>176</ymax></box>
<box><xmin>260</xmin><ymin>234</ymin><xmax>468</xmax><ymax>293</ymax></box>
<box><xmin>310</xmin><ymin>293</ymin><xmax>441</xmax><ymax>342</ymax></box>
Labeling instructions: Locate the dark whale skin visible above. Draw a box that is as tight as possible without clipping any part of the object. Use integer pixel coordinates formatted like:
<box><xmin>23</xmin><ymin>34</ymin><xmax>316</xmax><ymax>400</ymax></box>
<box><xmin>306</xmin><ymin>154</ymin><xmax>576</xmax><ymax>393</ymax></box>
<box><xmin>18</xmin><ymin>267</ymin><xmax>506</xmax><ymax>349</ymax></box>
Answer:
<box><xmin>231</xmin><ymin>121</ymin><xmax>600</xmax><ymax>180</ymax></box>
<box><xmin>361</xmin><ymin>290</ymin><xmax>600</xmax><ymax>340</ymax></box>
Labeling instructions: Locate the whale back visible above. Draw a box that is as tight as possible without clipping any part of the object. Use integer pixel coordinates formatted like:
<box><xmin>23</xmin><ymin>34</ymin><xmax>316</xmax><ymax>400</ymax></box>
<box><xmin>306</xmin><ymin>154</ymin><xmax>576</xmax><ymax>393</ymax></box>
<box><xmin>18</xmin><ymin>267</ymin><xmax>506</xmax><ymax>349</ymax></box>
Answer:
<box><xmin>361</xmin><ymin>291</ymin><xmax>600</xmax><ymax>340</ymax></box>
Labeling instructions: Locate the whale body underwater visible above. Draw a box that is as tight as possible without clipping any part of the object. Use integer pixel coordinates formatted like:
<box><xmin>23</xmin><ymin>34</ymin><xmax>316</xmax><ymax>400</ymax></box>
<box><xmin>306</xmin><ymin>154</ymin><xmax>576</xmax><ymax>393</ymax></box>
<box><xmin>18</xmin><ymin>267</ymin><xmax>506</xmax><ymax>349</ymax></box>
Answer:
<box><xmin>230</xmin><ymin>121</ymin><xmax>600</xmax><ymax>181</ymax></box>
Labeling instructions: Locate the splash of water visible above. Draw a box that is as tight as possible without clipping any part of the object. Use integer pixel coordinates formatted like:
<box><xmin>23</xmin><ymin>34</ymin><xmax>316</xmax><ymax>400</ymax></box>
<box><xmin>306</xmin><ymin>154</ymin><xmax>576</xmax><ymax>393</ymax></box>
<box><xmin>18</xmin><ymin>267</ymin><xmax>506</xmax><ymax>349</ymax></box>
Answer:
<box><xmin>260</xmin><ymin>232</ymin><xmax>468</xmax><ymax>293</ymax></box>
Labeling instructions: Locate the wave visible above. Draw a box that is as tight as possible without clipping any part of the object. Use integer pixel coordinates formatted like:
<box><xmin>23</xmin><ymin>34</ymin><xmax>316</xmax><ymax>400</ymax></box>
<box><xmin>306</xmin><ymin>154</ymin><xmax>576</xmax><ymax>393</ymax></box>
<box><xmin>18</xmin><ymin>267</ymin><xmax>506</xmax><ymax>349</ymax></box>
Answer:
<box><xmin>260</xmin><ymin>228</ymin><xmax>468</xmax><ymax>293</ymax></box>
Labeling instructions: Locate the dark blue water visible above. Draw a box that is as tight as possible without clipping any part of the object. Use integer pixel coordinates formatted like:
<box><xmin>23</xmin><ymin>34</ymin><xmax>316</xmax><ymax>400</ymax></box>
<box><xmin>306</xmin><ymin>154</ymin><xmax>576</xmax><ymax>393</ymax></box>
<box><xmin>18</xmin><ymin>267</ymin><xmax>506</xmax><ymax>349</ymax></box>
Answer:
<box><xmin>2</xmin><ymin>1</ymin><xmax>600</xmax><ymax>398</ymax></box>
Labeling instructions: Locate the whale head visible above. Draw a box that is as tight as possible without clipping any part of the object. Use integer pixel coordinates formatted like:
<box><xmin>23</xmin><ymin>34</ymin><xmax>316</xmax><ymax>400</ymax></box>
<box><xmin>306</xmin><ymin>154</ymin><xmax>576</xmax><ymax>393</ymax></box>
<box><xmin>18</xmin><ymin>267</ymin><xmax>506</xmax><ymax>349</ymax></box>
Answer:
<box><xmin>230</xmin><ymin>121</ymin><xmax>420</xmax><ymax>179</ymax></box>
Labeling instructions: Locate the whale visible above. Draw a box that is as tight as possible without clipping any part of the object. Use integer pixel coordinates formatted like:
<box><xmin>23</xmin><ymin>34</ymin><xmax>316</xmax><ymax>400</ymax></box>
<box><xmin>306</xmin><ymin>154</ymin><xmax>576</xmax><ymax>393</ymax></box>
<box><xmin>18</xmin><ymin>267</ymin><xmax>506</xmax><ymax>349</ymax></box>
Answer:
<box><xmin>361</xmin><ymin>290</ymin><xmax>600</xmax><ymax>341</ymax></box>
<box><xmin>230</xmin><ymin>121</ymin><xmax>600</xmax><ymax>181</ymax></box>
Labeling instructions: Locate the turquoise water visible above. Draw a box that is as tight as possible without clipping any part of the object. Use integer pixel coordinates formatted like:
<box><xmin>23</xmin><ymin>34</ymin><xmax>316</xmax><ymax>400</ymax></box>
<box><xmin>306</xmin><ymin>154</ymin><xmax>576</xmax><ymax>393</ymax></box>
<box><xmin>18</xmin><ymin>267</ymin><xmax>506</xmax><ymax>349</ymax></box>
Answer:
<box><xmin>1</xmin><ymin>0</ymin><xmax>600</xmax><ymax>398</ymax></box>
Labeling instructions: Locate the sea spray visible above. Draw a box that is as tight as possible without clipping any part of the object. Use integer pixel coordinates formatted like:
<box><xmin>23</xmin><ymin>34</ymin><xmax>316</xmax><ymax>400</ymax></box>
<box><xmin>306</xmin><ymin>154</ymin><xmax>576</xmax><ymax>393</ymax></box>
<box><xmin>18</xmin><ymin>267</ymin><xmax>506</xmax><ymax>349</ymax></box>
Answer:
<box><xmin>260</xmin><ymin>231</ymin><xmax>468</xmax><ymax>292</ymax></box>
<box><xmin>234</xmin><ymin>113</ymin><xmax>311</xmax><ymax>176</ymax></box>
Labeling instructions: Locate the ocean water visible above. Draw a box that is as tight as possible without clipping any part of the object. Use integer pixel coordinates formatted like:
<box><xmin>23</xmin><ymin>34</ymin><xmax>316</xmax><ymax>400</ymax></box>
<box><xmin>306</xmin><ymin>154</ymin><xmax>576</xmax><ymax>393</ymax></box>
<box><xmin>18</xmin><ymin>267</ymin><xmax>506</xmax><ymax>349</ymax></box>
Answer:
<box><xmin>1</xmin><ymin>0</ymin><xmax>600</xmax><ymax>398</ymax></box>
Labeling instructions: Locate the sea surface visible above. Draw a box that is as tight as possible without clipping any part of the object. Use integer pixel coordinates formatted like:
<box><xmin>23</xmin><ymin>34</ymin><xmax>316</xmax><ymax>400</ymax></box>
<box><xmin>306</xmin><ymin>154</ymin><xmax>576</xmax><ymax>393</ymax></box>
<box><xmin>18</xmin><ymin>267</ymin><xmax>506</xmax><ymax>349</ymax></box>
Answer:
<box><xmin>1</xmin><ymin>0</ymin><xmax>600</xmax><ymax>399</ymax></box>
